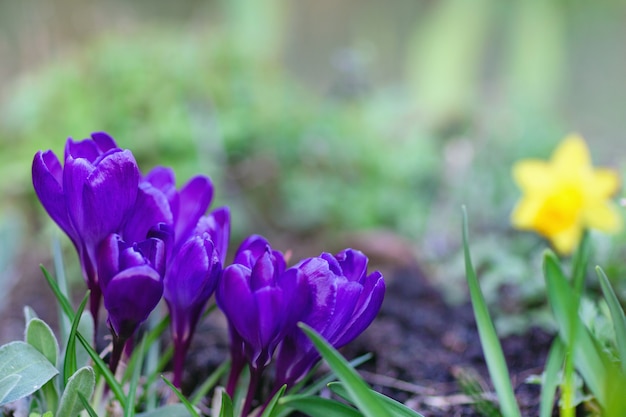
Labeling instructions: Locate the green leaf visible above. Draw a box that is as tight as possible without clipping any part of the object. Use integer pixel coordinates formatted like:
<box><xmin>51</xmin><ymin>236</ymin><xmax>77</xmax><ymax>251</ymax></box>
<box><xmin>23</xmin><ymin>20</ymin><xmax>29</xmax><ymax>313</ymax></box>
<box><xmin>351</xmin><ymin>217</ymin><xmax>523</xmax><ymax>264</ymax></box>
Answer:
<box><xmin>298</xmin><ymin>323</ymin><xmax>392</xmax><ymax>417</ymax></box>
<box><xmin>539</xmin><ymin>338</ymin><xmax>565</xmax><ymax>417</ymax></box>
<box><xmin>135</xmin><ymin>404</ymin><xmax>195</xmax><ymax>417</ymax></box>
<box><xmin>75</xmin><ymin>331</ymin><xmax>127</xmax><ymax>409</ymax></box>
<box><xmin>64</xmin><ymin>291</ymin><xmax>90</xmax><ymax>385</ymax></box>
<box><xmin>543</xmin><ymin>251</ymin><xmax>608</xmax><ymax>404</ymax></box>
<box><xmin>260</xmin><ymin>384</ymin><xmax>286</xmax><ymax>417</ymax></box>
<box><xmin>328</xmin><ymin>382</ymin><xmax>424</xmax><ymax>417</ymax></box>
<box><xmin>78</xmin><ymin>392</ymin><xmax>99</xmax><ymax>417</ymax></box>
<box><xmin>279</xmin><ymin>395</ymin><xmax>362</xmax><ymax>417</ymax></box>
<box><xmin>217</xmin><ymin>388</ymin><xmax>234</xmax><ymax>417</ymax></box>
<box><xmin>161</xmin><ymin>376</ymin><xmax>200</xmax><ymax>417</ymax></box>
<box><xmin>596</xmin><ymin>266</ymin><xmax>626</xmax><ymax>373</ymax></box>
<box><xmin>0</xmin><ymin>341</ymin><xmax>59</xmax><ymax>406</ymax></box>
<box><xmin>75</xmin><ymin>311</ymin><xmax>94</xmax><ymax>369</ymax></box>
<box><xmin>25</xmin><ymin>318</ymin><xmax>59</xmax><ymax>367</ymax></box>
<box><xmin>0</xmin><ymin>375</ymin><xmax>20</xmax><ymax>404</ymax></box>
<box><xmin>190</xmin><ymin>360</ymin><xmax>230</xmax><ymax>406</ymax></box>
<box><xmin>23</xmin><ymin>306</ymin><xmax>39</xmax><ymax>323</ymax></box>
<box><xmin>40</xmin><ymin>266</ymin><xmax>74</xmax><ymax>322</ymax></box>
<box><xmin>57</xmin><ymin>367</ymin><xmax>96</xmax><ymax>417</ymax></box>
<box><xmin>295</xmin><ymin>353</ymin><xmax>372</xmax><ymax>398</ymax></box>
<box><xmin>462</xmin><ymin>207</ymin><xmax>521</xmax><ymax>417</ymax></box>
<box><xmin>126</xmin><ymin>337</ymin><xmax>146</xmax><ymax>417</ymax></box>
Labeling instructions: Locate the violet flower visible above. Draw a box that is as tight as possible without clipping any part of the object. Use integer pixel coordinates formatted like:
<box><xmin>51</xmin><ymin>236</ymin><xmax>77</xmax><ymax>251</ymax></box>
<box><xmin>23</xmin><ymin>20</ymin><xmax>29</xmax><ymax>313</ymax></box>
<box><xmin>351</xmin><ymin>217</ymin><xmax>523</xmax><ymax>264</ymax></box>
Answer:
<box><xmin>32</xmin><ymin>132</ymin><xmax>140</xmax><ymax>323</ymax></box>
<box><xmin>97</xmin><ymin>231</ymin><xmax>167</xmax><ymax>373</ymax></box>
<box><xmin>275</xmin><ymin>249</ymin><xmax>385</xmax><ymax>388</ymax></box>
<box><xmin>216</xmin><ymin>235</ymin><xmax>310</xmax><ymax>414</ymax></box>
<box><xmin>145</xmin><ymin>166</ymin><xmax>230</xmax><ymax>387</ymax></box>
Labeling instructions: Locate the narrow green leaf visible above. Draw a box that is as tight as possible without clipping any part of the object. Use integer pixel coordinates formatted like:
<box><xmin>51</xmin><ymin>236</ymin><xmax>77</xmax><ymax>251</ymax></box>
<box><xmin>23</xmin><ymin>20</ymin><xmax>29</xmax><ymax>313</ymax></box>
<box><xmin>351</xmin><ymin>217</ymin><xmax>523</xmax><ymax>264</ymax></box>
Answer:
<box><xmin>299</xmin><ymin>323</ymin><xmax>392</xmax><ymax>417</ymax></box>
<box><xmin>78</xmin><ymin>391</ymin><xmax>99</xmax><ymax>417</ymax></box>
<box><xmin>462</xmin><ymin>207</ymin><xmax>521</xmax><ymax>417</ymax></box>
<box><xmin>126</xmin><ymin>338</ymin><xmax>146</xmax><ymax>417</ymax></box>
<box><xmin>571</xmin><ymin>231</ymin><xmax>591</xmax><ymax>297</ymax></box>
<box><xmin>75</xmin><ymin>331</ymin><xmax>127</xmax><ymax>409</ymax></box>
<box><xmin>596</xmin><ymin>266</ymin><xmax>626</xmax><ymax>373</ymax></box>
<box><xmin>75</xmin><ymin>311</ymin><xmax>94</xmax><ymax>369</ymax></box>
<box><xmin>64</xmin><ymin>291</ymin><xmax>90</xmax><ymax>384</ymax></box>
<box><xmin>40</xmin><ymin>265</ymin><xmax>74</xmax><ymax>321</ymax></box>
<box><xmin>0</xmin><ymin>375</ymin><xmax>20</xmax><ymax>404</ymax></box>
<box><xmin>0</xmin><ymin>341</ymin><xmax>59</xmax><ymax>406</ymax></box>
<box><xmin>328</xmin><ymin>382</ymin><xmax>424</xmax><ymax>417</ymax></box>
<box><xmin>136</xmin><ymin>404</ymin><xmax>195</xmax><ymax>417</ymax></box>
<box><xmin>279</xmin><ymin>395</ymin><xmax>362</xmax><ymax>417</ymax></box>
<box><xmin>190</xmin><ymin>360</ymin><xmax>230</xmax><ymax>405</ymax></box>
<box><xmin>161</xmin><ymin>375</ymin><xmax>200</xmax><ymax>417</ymax></box>
<box><xmin>539</xmin><ymin>338</ymin><xmax>565</xmax><ymax>417</ymax></box>
<box><xmin>25</xmin><ymin>318</ymin><xmax>59</xmax><ymax>367</ymax></box>
<box><xmin>260</xmin><ymin>384</ymin><xmax>286</xmax><ymax>417</ymax></box>
<box><xmin>57</xmin><ymin>367</ymin><xmax>96</xmax><ymax>417</ymax></box>
<box><xmin>296</xmin><ymin>353</ymin><xmax>372</xmax><ymax>397</ymax></box>
<box><xmin>543</xmin><ymin>251</ymin><xmax>608</xmax><ymax>404</ymax></box>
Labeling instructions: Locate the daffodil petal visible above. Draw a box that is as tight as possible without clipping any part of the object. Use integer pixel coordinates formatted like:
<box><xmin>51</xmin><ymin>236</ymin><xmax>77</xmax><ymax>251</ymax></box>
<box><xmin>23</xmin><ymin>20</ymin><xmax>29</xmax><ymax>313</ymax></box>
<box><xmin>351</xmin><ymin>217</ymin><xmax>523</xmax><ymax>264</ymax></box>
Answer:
<box><xmin>512</xmin><ymin>160</ymin><xmax>553</xmax><ymax>192</ymax></box>
<box><xmin>511</xmin><ymin>198</ymin><xmax>541</xmax><ymax>229</ymax></box>
<box><xmin>552</xmin><ymin>134</ymin><xmax>591</xmax><ymax>175</ymax></box>
<box><xmin>549</xmin><ymin>225</ymin><xmax>582</xmax><ymax>256</ymax></box>
<box><xmin>583</xmin><ymin>202</ymin><xmax>623</xmax><ymax>233</ymax></box>
<box><xmin>588</xmin><ymin>169</ymin><xmax>621</xmax><ymax>198</ymax></box>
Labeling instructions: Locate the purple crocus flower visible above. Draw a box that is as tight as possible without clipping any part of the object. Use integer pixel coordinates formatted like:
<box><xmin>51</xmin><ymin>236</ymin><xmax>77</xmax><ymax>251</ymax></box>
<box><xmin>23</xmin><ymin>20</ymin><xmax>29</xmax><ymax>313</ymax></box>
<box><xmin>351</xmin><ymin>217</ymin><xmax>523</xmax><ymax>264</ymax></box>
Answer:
<box><xmin>32</xmin><ymin>132</ymin><xmax>140</xmax><ymax>324</ymax></box>
<box><xmin>216</xmin><ymin>235</ymin><xmax>310</xmax><ymax>413</ymax></box>
<box><xmin>144</xmin><ymin>166</ymin><xmax>230</xmax><ymax>387</ymax></box>
<box><xmin>274</xmin><ymin>249</ymin><xmax>385</xmax><ymax>388</ymax></box>
<box><xmin>97</xmin><ymin>231</ymin><xmax>167</xmax><ymax>372</ymax></box>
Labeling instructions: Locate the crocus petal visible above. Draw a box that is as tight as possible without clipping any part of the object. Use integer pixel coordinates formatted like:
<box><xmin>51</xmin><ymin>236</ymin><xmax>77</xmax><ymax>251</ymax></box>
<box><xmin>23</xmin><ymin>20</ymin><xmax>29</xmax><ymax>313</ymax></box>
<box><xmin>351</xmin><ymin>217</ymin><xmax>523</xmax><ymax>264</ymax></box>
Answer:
<box><xmin>123</xmin><ymin>181</ymin><xmax>173</xmax><ymax>243</ymax></box>
<box><xmin>254</xmin><ymin>287</ymin><xmax>284</xmax><ymax>349</ymax></box>
<box><xmin>104</xmin><ymin>266</ymin><xmax>163</xmax><ymax>339</ymax></box>
<box><xmin>65</xmin><ymin>138</ymin><xmax>101</xmax><ymax>162</ymax></box>
<box><xmin>196</xmin><ymin>207</ymin><xmax>231</xmax><ymax>265</ymax></box>
<box><xmin>250</xmin><ymin>251</ymin><xmax>278</xmax><ymax>290</ymax></box>
<box><xmin>90</xmin><ymin>132</ymin><xmax>118</xmax><ymax>152</ymax></box>
<box><xmin>96</xmin><ymin>234</ymin><xmax>123</xmax><ymax>290</ymax></box>
<box><xmin>176</xmin><ymin>176</ymin><xmax>213</xmax><ymax>243</ymax></box>
<box><xmin>32</xmin><ymin>151</ymin><xmax>76</xmax><ymax>243</ymax></box>
<box><xmin>79</xmin><ymin>150</ymin><xmax>140</xmax><ymax>242</ymax></box>
<box><xmin>217</xmin><ymin>265</ymin><xmax>258</xmax><ymax>345</ymax></box>
<box><xmin>335</xmin><ymin>249</ymin><xmax>368</xmax><ymax>282</ymax></box>
<box><xmin>234</xmin><ymin>235</ymin><xmax>273</xmax><ymax>268</ymax></box>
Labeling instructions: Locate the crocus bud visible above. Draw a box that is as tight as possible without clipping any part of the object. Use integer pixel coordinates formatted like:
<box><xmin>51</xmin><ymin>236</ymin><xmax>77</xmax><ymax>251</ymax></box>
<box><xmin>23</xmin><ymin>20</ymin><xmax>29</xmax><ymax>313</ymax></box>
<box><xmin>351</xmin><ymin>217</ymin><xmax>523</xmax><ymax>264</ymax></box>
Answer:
<box><xmin>275</xmin><ymin>249</ymin><xmax>385</xmax><ymax>388</ymax></box>
<box><xmin>216</xmin><ymin>236</ymin><xmax>309</xmax><ymax>396</ymax></box>
<box><xmin>97</xmin><ymin>232</ymin><xmax>166</xmax><ymax>372</ymax></box>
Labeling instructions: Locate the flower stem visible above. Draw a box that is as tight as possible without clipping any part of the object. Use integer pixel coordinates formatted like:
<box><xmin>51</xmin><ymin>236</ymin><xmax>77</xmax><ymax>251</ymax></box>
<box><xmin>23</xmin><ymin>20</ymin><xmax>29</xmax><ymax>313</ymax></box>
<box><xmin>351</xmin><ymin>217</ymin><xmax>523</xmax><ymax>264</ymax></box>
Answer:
<box><xmin>241</xmin><ymin>366</ymin><xmax>262</xmax><ymax>417</ymax></box>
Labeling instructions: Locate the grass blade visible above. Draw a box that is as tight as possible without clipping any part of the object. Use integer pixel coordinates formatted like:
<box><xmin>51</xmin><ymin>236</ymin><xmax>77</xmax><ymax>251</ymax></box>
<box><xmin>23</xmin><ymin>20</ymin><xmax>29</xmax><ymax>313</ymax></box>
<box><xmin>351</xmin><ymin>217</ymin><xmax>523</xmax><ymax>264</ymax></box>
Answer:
<box><xmin>279</xmin><ymin>395</ymin><xmax>362</xmax><ymax>417</ymax></box>
<box><xmin>161</xmin><ymin>375</ymin><xmax>200</xmax><ymax>417</ymax></box>
<box><xmin>539</xmin><ymin>338</ymin><xmax>565</xmax><ymax>417</ymax></box>
<box><xmin>328</xmin><ymin>382</ymin><xmax>425</xmax><ymax>417</ymax></box>
<box><xmin>78</xmin><ymin>391</ymin><xmax>99</xmax><ymax>417</ymax></box>
<box><xmin>40</xmin><ymin>265</ymin><xmax>75</xmax><ymax>321</ymax></box>
<box><xmin>260</xmin><ymin>384</ymin><xmax>286</xmax><ymax>417</ymax></box>
<box><xmin>64</xmin><ymin>291</ymin><xmax>90</xmax><ymax>385</ymax></box>
<box><xmin>596</xmin><ymin>266</ymin><xmax>626</xmax><ymax>373</ymax></box>
<box><xmin>126</xmin><ymin>337</ymin><xmax>146</xmax><ymax>417</ymax></box>
<box><xmin>299</xmin><ymin>323</ymin><xmax>392</xmax><ymax>417</ymax></box>
<box><xmin>462</xmin><ymin>207</ymin><xmax>521</xmax><ymax>417</ymax></box>
<box><xmin>75</xmin><ymin>331</ymin><xmax>127</xmax><ymax>409</ymax></box>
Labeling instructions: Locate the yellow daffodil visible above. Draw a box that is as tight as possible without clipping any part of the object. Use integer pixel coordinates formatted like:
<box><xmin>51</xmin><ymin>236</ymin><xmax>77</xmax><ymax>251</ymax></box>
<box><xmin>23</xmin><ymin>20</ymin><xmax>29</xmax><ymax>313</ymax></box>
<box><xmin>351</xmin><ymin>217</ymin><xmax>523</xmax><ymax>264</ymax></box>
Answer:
<box><xmin>511</xmin><ymin>134</ymin><xmax>622</xmax><ymax>255</ymax></box>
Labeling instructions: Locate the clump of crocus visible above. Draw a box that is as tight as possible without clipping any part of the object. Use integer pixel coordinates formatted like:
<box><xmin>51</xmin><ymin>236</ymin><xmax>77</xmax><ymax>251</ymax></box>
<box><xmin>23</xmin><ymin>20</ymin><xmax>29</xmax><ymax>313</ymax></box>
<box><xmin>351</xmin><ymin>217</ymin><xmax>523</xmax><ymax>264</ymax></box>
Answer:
<box><xmin>32</xmin><ymin>133</ymin><xmax>141</xmax><ymax>324</ymax></box>
<box><xmin>216</xmin><ymin>235</ymin><xmax>310</xmax><ymax>416</ymax></box>
<box><xmin>97</xmin><ymin>232</ymin><xmax>168</xmax><ymax>373</ymax></box>
<box><xmin>275</xmin><ymin>249</ymin><xmax>385</xmax><ymax>389</ymax></box>
<box><xmin>511</xmin><ymin>134</ymin><xmax>623</xmax><ymax>255</ymax></box>
<box><xmin>144</xmin><ymin>166</ymin><xmax>230</xmax><ymax>387</ymax></box>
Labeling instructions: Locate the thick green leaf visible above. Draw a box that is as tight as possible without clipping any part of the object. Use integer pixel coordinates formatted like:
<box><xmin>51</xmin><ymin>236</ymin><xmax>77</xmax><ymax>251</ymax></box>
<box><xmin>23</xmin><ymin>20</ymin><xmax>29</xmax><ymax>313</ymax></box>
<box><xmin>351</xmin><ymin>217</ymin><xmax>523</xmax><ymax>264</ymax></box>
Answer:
<box><xmin>0</xmin><ymin>341</ymin><xmax>59</xmax><ymax>406</ymax></box>
<box><xmin>539</xmin><ymin>338</ymin><xmax>565</xmax><ymax>417</ymax></box>
<box><xmin>0</xmin><ymin>375</ymin><xmax>20</xmax><ymax>404</ymax></box>
<box><xmin>57</xmin><ymin>366</ymin><xmax>95</xmax><ymax>417</ymax></box>
<box><xmin>596</xmin><ymin>266</ymin><xmax>626</xmax><ymax>373</ymax></box>
<box><xmin>462</xmin><ymin>208</ymin><xmax>521</xmax><ymax>417</ymax></box>
<box><xmin>216</xmin><ymin>388</ymin><xmax>234</xmax><ymax>417</ymax></box>
<box><xmin>136</xmin><ymin>404</ymin><xmax>195</xmax><ymax>417</ymax></box>
<box><xmin>543</xmin><ymin>251</ymin><xmax>608</xmax><ymax>404</ymax></box>
<box><xmin>260</xmin><ymin>384</ymin><xmax>286</xmax><ymax>417</ymax></box>
<box><xmin>279</xmin><ymin>395</ymin><xmax>362</xmax><ymax>417</ymax></box>
<box><xmin>25</xmin><ymin>318</ymin><xmax>59</xmax><ymax>367</ymax></box>
<box><xmin>328</xmin><ymin>382</ymin><xmax>424</xmax><ymax>417</ymax></box>
<box><xmin>299</xmin><ymin>323</ymin><xmax>392</xmax><ymax>417</ymax></box>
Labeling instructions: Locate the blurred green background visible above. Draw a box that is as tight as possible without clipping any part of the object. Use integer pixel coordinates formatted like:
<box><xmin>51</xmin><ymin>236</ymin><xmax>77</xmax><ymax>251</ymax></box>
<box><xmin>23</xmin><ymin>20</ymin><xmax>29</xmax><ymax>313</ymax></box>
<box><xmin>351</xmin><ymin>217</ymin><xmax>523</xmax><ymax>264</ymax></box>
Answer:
<box><xmin>1</xmin><ymin>0</ymin><xmax>626</xmax><ymax>341</ymax></box>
